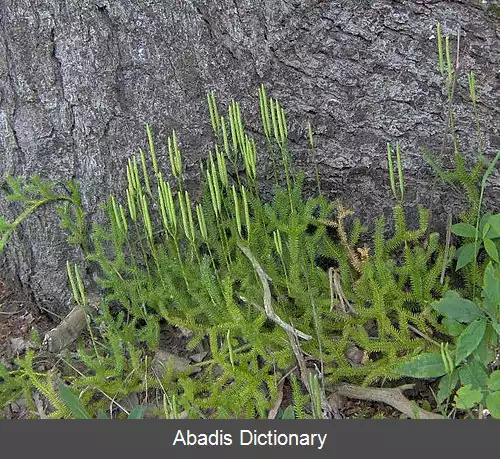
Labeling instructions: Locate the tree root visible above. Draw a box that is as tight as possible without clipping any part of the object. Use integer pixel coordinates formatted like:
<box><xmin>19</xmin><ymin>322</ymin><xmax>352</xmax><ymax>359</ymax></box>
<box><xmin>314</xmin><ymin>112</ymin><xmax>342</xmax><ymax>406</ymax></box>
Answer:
<box><xmin>42</xmin><ymin>305</ymin><xmax>89</xmax><ymax>353</ymax></box>
<box><xmin>333</xmin><ymin>383</ymin><xmax>445</xmax><ymax>419</ymax></box>
<box><xmin>41</xmin><ymin>293</ymin><xmax>100</xmax><ymax>353</ymax></box>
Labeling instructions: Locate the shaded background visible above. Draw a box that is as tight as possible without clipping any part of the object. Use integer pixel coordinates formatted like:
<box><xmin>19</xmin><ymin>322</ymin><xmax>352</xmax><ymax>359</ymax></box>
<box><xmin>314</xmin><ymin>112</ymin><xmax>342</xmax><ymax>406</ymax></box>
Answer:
<box><xmin>0</xmin><ymin>0</ymin><xmax>498</xmax><ymax>314</ymax></box>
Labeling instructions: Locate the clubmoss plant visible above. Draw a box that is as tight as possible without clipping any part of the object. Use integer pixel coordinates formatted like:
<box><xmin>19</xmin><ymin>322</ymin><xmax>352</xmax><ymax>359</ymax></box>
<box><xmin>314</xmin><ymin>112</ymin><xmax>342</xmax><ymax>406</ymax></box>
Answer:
<box><xmin>0</xmin><ymin>22</ymin><xmax>497</xmax><ymax>418</ymax></box>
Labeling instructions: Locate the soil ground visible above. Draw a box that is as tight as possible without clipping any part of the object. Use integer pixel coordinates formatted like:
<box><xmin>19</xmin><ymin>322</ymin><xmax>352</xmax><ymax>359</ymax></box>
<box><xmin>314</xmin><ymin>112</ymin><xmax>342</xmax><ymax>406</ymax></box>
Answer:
<box><xmin>0</xmin><ymin>278</ymin><xmax>55</xmax><ymax>418</ymax></box>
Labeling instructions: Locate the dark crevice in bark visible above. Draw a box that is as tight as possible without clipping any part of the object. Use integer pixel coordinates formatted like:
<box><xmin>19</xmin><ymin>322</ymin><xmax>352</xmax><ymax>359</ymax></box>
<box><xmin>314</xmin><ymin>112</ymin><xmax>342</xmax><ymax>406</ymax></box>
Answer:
<box><xmin>1</xmin><ymin>28</ymin><xmax>24</xmax><ymax>168</ymax></box>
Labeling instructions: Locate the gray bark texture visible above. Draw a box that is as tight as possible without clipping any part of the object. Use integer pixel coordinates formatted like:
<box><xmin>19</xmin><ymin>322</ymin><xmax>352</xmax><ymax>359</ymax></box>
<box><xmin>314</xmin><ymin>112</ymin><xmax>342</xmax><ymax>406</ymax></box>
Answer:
<box><xmin>0</xmin><ymin>0</ymin><xmax>499</xmax><ymax>315</ymax></box>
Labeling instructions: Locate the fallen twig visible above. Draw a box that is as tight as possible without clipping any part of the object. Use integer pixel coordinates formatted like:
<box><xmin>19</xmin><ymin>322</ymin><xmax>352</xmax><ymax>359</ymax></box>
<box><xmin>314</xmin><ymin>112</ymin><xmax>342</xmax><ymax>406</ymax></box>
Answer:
<box><xmin>333</xmin><ymin>382</ymin><xmax>445</xmax><ymax>419</ymax></box>
<box><xmin>408</xmin><ymin>324</ymin><xmax>440</xmax><ymax>347</ymax></box>
<box><xmin>286</xmin><ymin>329</ymin><xmax>331</xmax><ymax>419</ymax></box>
<box><xmin>267</xmin><ymin>379</ymin><xmax>285</xmax><ymax>419</ymax></box>
<box><xmin>286</xmin><ymin>330</ymin><xmax>311</xmax><ymax>388</ymax></box>
<box><xmin>329</xmin><ymin>267</ymin><xmax>357</xmax><ymax>315</ymax></box>
<box><xmin>238</xmin><ymin>243</ymin><xmax>312</xmax><ymax>341</ymax></box>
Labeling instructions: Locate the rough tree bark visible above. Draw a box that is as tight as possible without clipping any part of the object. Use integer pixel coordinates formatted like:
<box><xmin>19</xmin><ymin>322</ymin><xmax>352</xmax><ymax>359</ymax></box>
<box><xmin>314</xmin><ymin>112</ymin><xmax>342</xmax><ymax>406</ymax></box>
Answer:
<box><xmin>0</xmin><ymin>0</ymin><xmax>498</xmax><ymax>315</ymax></box>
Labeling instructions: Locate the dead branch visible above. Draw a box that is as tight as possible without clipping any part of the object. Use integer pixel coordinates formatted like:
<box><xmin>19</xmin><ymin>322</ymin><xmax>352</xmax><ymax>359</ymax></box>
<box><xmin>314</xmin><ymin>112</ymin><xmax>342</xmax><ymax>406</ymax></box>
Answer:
<box><xmin>329</xmin><ymin>267</ymin><xmax>357</xmax><ymax>315</ymax></box>
<box><xmin>333</xmin><ymin>382</ymin><xmax>445</xmax><ymax>419</ymax></box>
<box><xmin>267</xmin><ymin>379</ymin><xmax>285</xmax><ymax>419</ymax></box>
<box><xmin>238</xmin><ymin>243</ymin><xmax>312</xmax><ymax>341</ymax></box>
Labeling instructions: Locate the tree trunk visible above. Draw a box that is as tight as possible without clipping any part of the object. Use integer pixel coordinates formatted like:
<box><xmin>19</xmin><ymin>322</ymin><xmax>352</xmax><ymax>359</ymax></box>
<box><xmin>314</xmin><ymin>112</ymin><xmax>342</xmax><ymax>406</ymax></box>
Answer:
<box><xmin>0</xmin><ymin>0</ymin><xmax>498</xmax><ymax>314</ymax></box>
